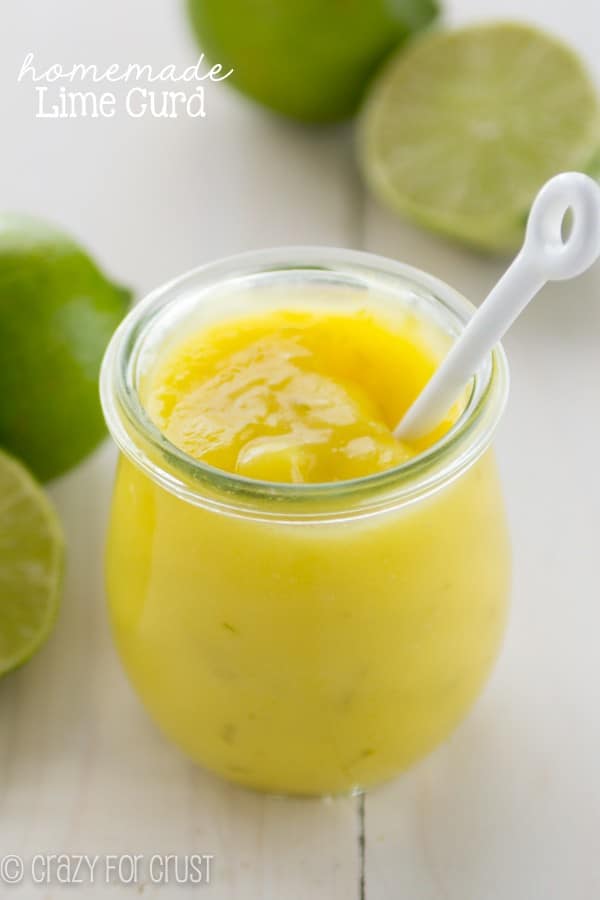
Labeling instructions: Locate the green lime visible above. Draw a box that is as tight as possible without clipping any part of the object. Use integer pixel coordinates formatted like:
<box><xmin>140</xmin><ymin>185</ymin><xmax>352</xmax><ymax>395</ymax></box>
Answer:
<box><xmin>0</xmin><ymin>215</ymin><xmax>131</xmax><ymax>481</ymax></box>
<box><xmin>359</xmin><ymin>22</ymin><xmax>600</xmax><ymax>252</ymax></box>
<box><xmin>186</xmin><ymin>0</ymin><xmax>439</xmax><ymax>123</ymax></box>
<box><xmin>0</xmin><ymin>449</ymin><xmax>63</xmax><ymax>675</ymax></box>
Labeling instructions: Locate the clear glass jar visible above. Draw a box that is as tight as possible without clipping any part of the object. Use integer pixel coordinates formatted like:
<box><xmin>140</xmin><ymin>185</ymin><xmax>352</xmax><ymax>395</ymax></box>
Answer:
<box><xmin>100</xmin><ymin>247</ymin><xmax>511</xmax><ymax>796</ymax></box>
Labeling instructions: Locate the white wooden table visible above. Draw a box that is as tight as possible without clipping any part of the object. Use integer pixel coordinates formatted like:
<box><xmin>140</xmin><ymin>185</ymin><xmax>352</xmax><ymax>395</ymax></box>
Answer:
<box><xmin>1</xmin><ymin>1</ymin><xmax>600</xmax><ymax>896</ymax></box>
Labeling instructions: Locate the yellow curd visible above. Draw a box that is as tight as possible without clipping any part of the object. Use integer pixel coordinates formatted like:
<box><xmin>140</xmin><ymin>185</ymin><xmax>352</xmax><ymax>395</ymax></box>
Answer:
<box><xmin>144</xmin><ymin>307</ymin><xmax>455</xmax><ymax>482</ymax></box>
<box><xmin>104</xmin><ymin>264</ymin><xmax>510</xmax><ymax>796</ymax></box>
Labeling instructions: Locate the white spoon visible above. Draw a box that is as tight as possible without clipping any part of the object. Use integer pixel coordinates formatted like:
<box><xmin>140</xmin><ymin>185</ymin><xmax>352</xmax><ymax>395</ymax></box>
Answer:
<box><xmin>395</xmin><ymin>172</ymin><xmax>600</xmax><ymax>442</ymax></box>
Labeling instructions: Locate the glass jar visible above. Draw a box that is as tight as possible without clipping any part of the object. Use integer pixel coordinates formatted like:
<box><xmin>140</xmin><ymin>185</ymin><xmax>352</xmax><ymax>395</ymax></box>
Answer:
<box><xmin>100</xmin><ymin>247</ymin><xmax>511</xmax><ymax>797</ymax></box>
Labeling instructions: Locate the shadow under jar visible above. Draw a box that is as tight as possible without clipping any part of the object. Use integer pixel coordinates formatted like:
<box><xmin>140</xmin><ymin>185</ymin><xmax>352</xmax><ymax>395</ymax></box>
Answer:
<box><xmin>100</xmin><ymin>247</ymin><xmax>511</xmax><ymax>797</ymax></box>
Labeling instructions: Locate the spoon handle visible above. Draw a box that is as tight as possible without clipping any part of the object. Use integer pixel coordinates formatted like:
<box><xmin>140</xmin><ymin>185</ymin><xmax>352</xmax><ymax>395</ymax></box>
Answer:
<box><xmin>395</xmin><ymin>172</ymin><xmax>600</xmax><ymax>442</ymax></box>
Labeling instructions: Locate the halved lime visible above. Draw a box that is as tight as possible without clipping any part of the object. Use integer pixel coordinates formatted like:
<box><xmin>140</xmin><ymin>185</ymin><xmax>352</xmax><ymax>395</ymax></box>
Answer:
<box><xmin>0</xmin><ymin>449</ymin><xmax>63</xmax><ymax>675</ymax></box>
<box><xmin>359</xmin><ymin>22</ymin><xmax>600</xmax><ymax>252</ymax></box>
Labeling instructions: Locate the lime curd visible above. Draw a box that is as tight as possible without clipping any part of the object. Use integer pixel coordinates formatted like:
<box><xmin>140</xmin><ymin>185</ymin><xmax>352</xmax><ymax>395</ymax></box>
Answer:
<box><xmin>144</xmin><ymin>306</ymin><xmax>458</xmax><ymax>483</ymax></box>
<box><xmin>102</xmin><ymin>250</ymin><xmax>511</xmax><ymax>795</ymax></box>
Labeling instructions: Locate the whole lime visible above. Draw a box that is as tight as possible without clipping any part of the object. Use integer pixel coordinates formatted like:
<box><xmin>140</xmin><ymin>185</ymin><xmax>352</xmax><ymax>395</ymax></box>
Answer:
<box><xmin>0</xmin><ymin>215</ymin><xmax>131</xmax><ymax>481</ymax></box>
<box><xmin>186</xmin><ymin>0</ymin><xmax>439</xmax><ymax>123</ymax></box>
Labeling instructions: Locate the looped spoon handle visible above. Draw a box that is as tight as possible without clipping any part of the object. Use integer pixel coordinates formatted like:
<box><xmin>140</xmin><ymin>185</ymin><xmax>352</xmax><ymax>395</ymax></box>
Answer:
<box><xmin>395</xmin><ymin>172</ymin><xmax>600</xmax><ymax>442</ymax></box>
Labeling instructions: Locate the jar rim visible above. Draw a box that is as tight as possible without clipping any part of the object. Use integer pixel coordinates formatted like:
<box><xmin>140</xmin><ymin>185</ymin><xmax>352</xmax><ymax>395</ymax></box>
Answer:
<box><xmin>100</xmin><ymin>246</ymin><xmax>510</xmax><ymax>521</ymax></box>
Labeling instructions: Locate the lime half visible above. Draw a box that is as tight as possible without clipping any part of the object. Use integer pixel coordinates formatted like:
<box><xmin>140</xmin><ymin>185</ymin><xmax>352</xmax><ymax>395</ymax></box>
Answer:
<box><xmin>0</xmin><ymin>449</ymin><xmax>63</xmax><ymax>674</ymax></box>
<box><xmin>359</xmin><ymin>22</ymin><xmax>600</xmax><ymax>252</ymax></box>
